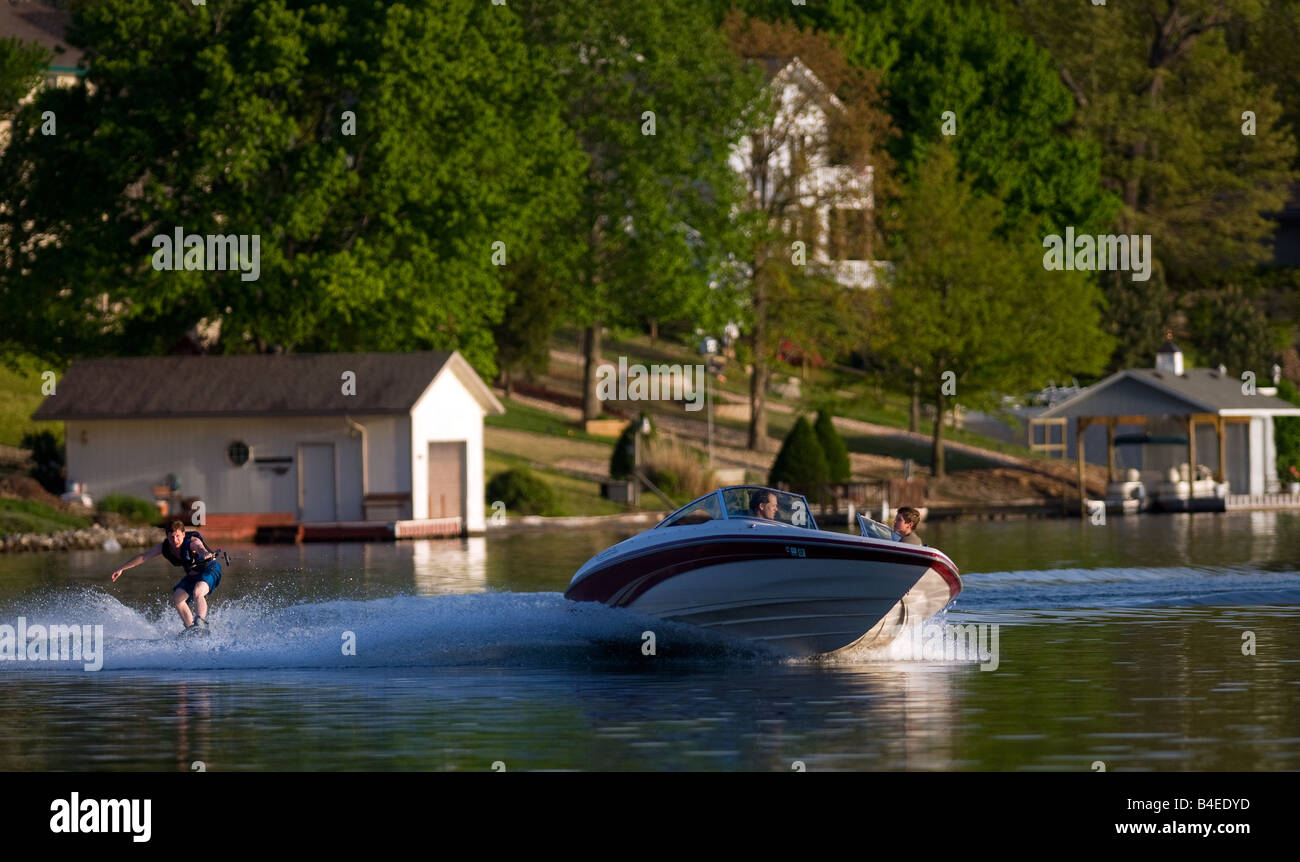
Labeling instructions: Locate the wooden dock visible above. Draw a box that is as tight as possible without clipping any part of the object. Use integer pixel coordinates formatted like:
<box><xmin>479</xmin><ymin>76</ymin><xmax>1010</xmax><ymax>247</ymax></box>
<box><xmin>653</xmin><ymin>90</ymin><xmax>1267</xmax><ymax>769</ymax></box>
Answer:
<box><xmin>1225</xmin><ymin>492</ymin><xmax>1300</xmax><ymax>511</ymax></box>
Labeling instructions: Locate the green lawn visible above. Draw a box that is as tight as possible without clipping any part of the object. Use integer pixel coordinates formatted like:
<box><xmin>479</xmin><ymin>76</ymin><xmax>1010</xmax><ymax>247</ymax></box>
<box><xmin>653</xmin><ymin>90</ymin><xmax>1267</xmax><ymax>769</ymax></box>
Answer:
<box><xmin>0</xmin><ymin>498</ymin><xmax>90</xmax><ymax>535</ymax></box>
<box><xmin>484</xmin><ymin>452</ymin><xmax>627</xmax><ymax>517</ymax></box>
<box><xmin>581</xmin><ymin>331</ymin><xmax>1049</xmax><ymax>462</ymax></box>
<box><xmin>0</xmin><ymin>351</ymin><xmax>63</xmax><ymax>448</ymax></box>
<box><xmin>485</xmin><ymin>397</ymin><xmax>616</xmax><ymax>444</ymax></box>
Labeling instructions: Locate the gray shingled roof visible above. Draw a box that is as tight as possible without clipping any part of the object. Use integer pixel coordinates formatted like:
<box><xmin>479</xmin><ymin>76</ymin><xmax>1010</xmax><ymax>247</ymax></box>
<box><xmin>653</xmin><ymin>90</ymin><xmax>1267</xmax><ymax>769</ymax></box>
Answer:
<box><xmin>1041</xmin><ymin>367</ymin><xmax>1300</xmax><ymax>418</ymax></box>
<box><xmin>32</xmin><ymin>352</ymin><xmax>458</xmax><ymax>420</ymax></box>
<box><xmin>0</xmin><ymin>3</ymin><xmax>83</xmax><ymax>68</ymax></box>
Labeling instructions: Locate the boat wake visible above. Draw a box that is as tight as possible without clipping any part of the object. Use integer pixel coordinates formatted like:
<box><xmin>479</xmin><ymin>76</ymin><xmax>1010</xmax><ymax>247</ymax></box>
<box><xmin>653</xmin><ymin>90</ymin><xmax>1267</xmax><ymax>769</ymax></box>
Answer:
<box><xmin>0</xmin><ymin>588</ymin><xmax>814</xmax><ymax>672</ymax></box>
<box><xmin>959</xmin><ymin>564</ymin><xmax>1300</xmax><ymax>612</ymax></box>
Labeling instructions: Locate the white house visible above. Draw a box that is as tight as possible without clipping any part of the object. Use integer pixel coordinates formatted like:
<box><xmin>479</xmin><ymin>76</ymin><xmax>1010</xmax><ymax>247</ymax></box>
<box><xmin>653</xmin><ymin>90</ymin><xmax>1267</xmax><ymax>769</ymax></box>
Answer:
<box><xmin>32</xmin><ymin>351</ymin><xmax>504</xmax><ymax>538</ymax></box>
<box><xmin>728</xmin><ymin>56</ymin><xmax>889</xmax><ymax>290</ymax></box>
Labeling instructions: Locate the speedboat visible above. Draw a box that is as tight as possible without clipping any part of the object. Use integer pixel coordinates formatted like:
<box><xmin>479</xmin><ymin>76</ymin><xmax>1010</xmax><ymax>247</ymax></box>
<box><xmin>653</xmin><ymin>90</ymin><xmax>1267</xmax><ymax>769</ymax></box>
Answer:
<box><xmin>564</xmin><ymin>485</ymin><xmax>961</xmax><ymax>657</ymax></box>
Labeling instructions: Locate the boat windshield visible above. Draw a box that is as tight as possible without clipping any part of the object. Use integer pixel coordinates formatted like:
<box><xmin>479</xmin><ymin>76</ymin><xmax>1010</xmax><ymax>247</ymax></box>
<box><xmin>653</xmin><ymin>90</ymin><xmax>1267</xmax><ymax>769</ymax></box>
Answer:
<box><xmin>720</xmin><ymin>486</ymin><xmax>817</xmax><ymax>529</ymax></box>
<box><xmin>656</xmin><ymin>486</ymin><xmax>818</xmax><ymax>530</ymax></box>
<box><xmin>856</xmin><ymin>513</ymin><xmax>895</xmax><ymax>541</ymax></box>
<box><xmin>657</xmin><ymin>491</ymin><xmax>725</xmax><ymax>528</ymax></box>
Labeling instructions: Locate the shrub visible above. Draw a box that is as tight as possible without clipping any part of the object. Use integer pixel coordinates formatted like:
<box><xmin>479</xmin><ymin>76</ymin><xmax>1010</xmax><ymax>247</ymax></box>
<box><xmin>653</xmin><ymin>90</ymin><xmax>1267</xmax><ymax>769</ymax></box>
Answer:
<box><xmin>20</xmin><ymin>429</ymin><xmax>64</xmax><ymax>495</ymax></box>
<box><xmin>610</xmin><ymin>418</ymin><xmax>655</xmax><ymax>479</ymax></box>
<box><xmin>97</xmin><ymin>494</ymin><xmax>160</xmax><ymax>524</ymax></box>
<box><xmin>485</xmin><ymin>468</ymin><xmax>557</xmax><ymax>516</ymax></box>
<box><xmin>814</xmin><ymin>411</ymin><xmax>851</xmax><ymax>483</ymax></box>
<box><xmin>1277</xmin><ymin>382</ymin><xmax>1300</xmax><ymax>484</ymax></box>
<box><xmin>642</xmin><ymin>436</ymin><xmax>711</xmax><ymax>502</ymax></box>
<box><xmin>769</xmin><ymin>416</ymin><xmax>828</xmax><ymax>498</ymax></box>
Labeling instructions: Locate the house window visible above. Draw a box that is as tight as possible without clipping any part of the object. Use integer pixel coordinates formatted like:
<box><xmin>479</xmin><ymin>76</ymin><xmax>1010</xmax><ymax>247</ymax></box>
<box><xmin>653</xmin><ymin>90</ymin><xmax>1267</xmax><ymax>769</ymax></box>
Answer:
<box><xmin>227</xmin><ymin>441</ymin><xmax>250</xmax><ymax>467</ymax></box>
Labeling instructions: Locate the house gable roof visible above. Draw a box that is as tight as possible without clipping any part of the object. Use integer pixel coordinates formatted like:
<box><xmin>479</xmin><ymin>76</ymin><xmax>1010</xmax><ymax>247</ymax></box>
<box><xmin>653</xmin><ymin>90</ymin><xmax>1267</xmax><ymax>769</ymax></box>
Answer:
<box><xmin>31</xmin><ymin>351</ymin><xmax>503</xmax><ymax>420</ymax></box>
<box><xmin>1040</xmin><ymin>368</ymin><xmax>1300</xmax><ymax>419</ymax></box>
<box><xmin>755</xmin><ymin>55</ymin><xmax>845</xmax><ymax>114</ymax></box>
<box><xmin>0</xmin><ymin>3</ymin><xmax>83</xmax><ymax>68</ymax></box>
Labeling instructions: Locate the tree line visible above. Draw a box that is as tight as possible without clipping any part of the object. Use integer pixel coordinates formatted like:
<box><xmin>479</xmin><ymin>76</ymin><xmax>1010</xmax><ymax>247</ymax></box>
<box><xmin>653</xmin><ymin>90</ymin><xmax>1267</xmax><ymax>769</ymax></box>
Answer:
<box><xmin>1</xmin><ymin>0</ymin><xmax>1295</xmax><ymax>477</ymax></box>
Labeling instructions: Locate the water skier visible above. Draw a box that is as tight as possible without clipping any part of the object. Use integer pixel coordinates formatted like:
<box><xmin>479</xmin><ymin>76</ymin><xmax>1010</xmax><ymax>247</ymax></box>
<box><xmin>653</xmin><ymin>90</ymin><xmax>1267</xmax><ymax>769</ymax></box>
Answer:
<box><xmin>110</xmin><ymin>520</ymin><xmax>223</xmax><ymax>632</ymax></box>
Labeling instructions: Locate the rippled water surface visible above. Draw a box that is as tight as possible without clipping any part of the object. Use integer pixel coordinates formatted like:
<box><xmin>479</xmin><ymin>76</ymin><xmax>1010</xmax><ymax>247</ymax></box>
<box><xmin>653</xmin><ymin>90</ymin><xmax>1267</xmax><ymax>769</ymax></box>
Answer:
<box><xmin>1</xmin><ymin>512</ymin><xmax>1297</xmax><ymax>770</ymax></box>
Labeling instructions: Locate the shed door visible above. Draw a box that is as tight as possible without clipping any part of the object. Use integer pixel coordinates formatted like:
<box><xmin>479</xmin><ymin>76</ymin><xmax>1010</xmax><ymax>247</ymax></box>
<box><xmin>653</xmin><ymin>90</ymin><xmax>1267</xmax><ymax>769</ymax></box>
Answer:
<box><xmin>299</xmin><ymin>443</ymin><xmax>337</xmax><ymax>522</ymax></box>
<box><xmin>427</xmin><ymin>441</ymin><xmax>466</xmax><ymax>520</ymax></box>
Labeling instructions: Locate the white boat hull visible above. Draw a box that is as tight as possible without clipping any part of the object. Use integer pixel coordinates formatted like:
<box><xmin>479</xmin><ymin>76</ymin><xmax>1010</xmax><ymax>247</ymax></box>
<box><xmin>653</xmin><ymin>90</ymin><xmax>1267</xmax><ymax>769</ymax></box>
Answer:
<box><xmin>625</xmin><ymin>557</ymin><xmax>953</xmax><ymax>657</ymax></box>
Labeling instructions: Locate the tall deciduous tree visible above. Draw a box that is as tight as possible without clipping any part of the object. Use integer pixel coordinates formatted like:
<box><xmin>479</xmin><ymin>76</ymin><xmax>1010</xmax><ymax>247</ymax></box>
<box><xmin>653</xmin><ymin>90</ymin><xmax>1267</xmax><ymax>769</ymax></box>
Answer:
<box><xmin>0</xmin><ymin>0</ymin><xmax>584</xmax><ymax>375</ymax></box>
<box><xmin>723</xmin><ymin>12</ymin><xmax>896</xmax><ymax>450</ymax></box>
<box><xmin>720</xmin><ymin>0</ymin><xmax>1117</xmax><ymax>238</ymax></box>
<box><xmin>873</xmin><ymin>146</ymin><xmax>1111</xmax><ymax>478</ymax></box>
<box><xmin>516</xmin><ymin>0</ymin><xmax>760</xmax><ymax>420</ymax></box>
<box><xmin>1000</xmin><ymin>0</ymin><xmax>1298</xmax><ymax>368</ymax></box>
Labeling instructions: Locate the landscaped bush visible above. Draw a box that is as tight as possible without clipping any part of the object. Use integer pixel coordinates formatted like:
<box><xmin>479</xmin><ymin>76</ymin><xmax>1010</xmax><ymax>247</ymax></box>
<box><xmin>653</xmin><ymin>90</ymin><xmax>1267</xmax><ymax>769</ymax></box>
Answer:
<box><xmin>20</xmin><ymin>430</ymin><xmax>64</xmax><ymax>495</ymax></box>
<box><xmin>97</xmin><ymin>494</ymin><xmax>160</xmax><ymax>524</ymax></box>
<box><xmin>1277</xmin><ymin>381</ymin><xmax>1300</xmax><ymax>487</ymax></box>
<box><xmin>609</xmin><ymin>418</ymin><xmax>651</xmax><ymax>479</ymax></box>
<box><xmin>814</xmin><ymin>411</ymin><xmax>851</xmax><ymax>483</ymax></box>
<box><xmin>769</xmin><ymin>415</ymin><xmax>828</xmax><ymax>498</ymax></box>
<box><xmin>642</xmin><ymin>436</ymin><xmax>711</xmax><ymax>502</ymax></box>
<box><xmin>486</xmin><ymin>467</ymin><xmax>557</xmax><ymax>516</ymax></box>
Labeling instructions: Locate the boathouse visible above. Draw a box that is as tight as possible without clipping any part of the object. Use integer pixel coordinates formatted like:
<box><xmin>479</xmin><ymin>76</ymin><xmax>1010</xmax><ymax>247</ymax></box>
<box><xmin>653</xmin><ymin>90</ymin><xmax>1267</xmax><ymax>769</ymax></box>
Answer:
<box><xmin>1032</xmin><ymin>340</ymin><xmax>1300</xmax><ymax>512</ymax></box>
<box><xmin>31</xmin><ymin>351</ymin><xmax>504</xmax><ymax>539</ymax></box>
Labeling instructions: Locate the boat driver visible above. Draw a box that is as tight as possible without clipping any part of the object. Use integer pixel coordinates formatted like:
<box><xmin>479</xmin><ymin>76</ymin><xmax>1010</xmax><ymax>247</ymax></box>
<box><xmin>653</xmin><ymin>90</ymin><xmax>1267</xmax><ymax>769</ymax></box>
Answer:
<box><xmin>892</xmin><ymin>507</ymin><xmax>923</xmax><ymax>545</ymax></box>
<box><xmin>749</xmin><ymin>490</ymin><xmax>779</xmax><ymax>520</ymax></box>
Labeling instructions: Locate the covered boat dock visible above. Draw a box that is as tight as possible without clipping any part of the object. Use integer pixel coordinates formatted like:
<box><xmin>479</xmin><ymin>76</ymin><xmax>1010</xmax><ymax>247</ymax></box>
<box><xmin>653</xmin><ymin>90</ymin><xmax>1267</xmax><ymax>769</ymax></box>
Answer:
<box><xmin>1032</xmin><ymin>340</ymin><xmax>1300</xmax><ymax>515</ymax></box>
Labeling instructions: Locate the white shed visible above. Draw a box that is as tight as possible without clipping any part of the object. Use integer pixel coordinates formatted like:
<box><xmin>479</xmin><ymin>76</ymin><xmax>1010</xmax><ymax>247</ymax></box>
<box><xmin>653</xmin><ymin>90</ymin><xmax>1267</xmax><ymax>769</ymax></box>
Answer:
<box><xmin>32</xmin><ymin>351</ymin><xmax>504</xmax><ymax>538</ymax></box>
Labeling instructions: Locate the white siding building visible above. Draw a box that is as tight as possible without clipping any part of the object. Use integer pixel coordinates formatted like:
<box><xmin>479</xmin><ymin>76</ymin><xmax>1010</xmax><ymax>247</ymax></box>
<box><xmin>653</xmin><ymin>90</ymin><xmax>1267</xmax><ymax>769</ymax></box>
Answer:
<box><xmin>32</xmin><ymin>351</ymin><xmax>504</xmax><ymax>539</ymax></box>
<box><xmin>728</xmin><ymin>56</ymin><xmax>889</xmax><ymax>289</ymax></box>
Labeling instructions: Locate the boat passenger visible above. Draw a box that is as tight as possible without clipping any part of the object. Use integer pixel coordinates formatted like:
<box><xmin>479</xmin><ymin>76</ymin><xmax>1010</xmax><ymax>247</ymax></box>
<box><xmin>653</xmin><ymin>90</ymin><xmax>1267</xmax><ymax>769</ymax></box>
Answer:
<box><xmin>892</xmin><ymin>507</ymin><xmax>923</xmax><ymax>545</ymax></box>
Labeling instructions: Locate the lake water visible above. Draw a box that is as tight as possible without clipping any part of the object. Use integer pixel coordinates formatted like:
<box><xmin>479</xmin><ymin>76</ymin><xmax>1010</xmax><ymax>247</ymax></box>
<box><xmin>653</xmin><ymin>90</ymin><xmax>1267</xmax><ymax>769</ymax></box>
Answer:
<box><xmin>1</xmin><ymin>512</ymin><xmax>1297</xmax><ymax>771</ymax></box>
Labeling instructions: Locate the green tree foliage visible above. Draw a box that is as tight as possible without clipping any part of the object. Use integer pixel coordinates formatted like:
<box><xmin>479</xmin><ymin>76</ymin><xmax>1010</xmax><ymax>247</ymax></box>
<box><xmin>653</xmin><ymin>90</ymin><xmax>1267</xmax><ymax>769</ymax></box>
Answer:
<box><xmin>1276</xmin><ymin>381</ymin><xmax>1300</xmax><ymax>486</ymax></box>
<box><xmin>813</xmin><ymin>410</ymin><xmax>851</xmax><ymax>482</ymax></box>
<box><xmin>1000</xmin><ymin>0</ymin><xmax>1299</xmax><ymax>368</ymax></box>
<box><xmin>517</xmin><ymin>0</ymin><xmax>761</xmax><ymax>419</ymax></box>
<box><xmin>1240</xmin><ymin>0</ymin><xmax>1300</xmax><ymax>169</ymax></box>
<box><xmin>491</xmin><ymin>248</ymin><xmax>575</xmax><ymax>395</ymax></box>
<box><xmin>0</xmin><ymin>37</ymin><xmax>50</xmax><ymax>120</ymax></box>
<box><xmin>1186</xmin><ymin>284</ymin><xmax>1278</xmax><ymax>375</ymax></box>
<box><xmin>768</xmin><ymin>415</ymin><xmax>828</xmax><ymax>496</ymax></box>
<box><xmin>0</xmin><ymin>0</ymin><xmax>584</xmax><ymax>375</ymax></box>
<box><xmin>871</xmin><ymin>145</ymin><xmax>1111</xmax><ymax>477</ymax></box>
<box><xmin>719</xmin><ymin>0</ymin><xmax>1116</xmax><ymax>238</ymax></box>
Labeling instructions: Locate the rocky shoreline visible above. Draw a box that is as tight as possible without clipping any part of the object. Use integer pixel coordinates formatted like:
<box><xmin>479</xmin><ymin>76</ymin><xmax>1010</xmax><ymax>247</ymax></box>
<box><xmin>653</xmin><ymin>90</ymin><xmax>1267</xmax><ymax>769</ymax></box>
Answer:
<box><xmin>0</xmin><ymin>524</ymin><xmax>160</xmax><ymax>553</ymax></box>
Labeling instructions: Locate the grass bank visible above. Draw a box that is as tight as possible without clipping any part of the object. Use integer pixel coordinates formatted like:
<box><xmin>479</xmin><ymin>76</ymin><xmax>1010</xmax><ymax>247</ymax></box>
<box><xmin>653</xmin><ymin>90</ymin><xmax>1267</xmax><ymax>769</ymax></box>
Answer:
<box><xmin>0</xmin><ymin>498</ymin><xmax>90</xmax><ymax>534</ymax></box>
<box><xmin>0</xmin><ymin>351</ymin><xmax>63</xmax><ymax>448</ymax></box>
